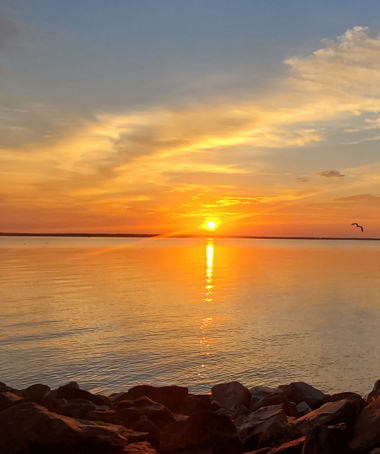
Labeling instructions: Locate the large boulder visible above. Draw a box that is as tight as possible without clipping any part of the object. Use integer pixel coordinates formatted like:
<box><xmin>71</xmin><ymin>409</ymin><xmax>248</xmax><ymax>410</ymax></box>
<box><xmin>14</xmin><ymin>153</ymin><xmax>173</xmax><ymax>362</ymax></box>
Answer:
<box><xmin>279</xmin><ymin>383</ymin><xmax>325</xmax><ymax>409</ymax></box>
<box><xmin>249</xmin><ymin>387</ymin><xmax>284</xmax><ymax>412</ymax></box>
<box><xmin>56</xmin><ymin>382</ymin><xmax>110</xmax><ymax>407</ymax></box>
<box><xmin>235</xmin><ymin>404</ymin><xmax>300</xmax><ymax>451</ymax></box>
<box><xmin>0</xmin><ymin>401</ymin><xmax>129</xmax><ymax>453</ymax></box>
<box><xmin>300</xmin><ymin>423</ymin><xmax>347</xmax><ymax>454</ymax></box>
<box><xmin>178</xmin><ymin>394</ymin><xmax>211</xmax><ymax>415</ymax></box>
<box><xmin>22</xmin><ymin>384</ymin><xmax>50</xmax><ymax>399</ymax></box>
<box><xmin>211</xmin><ymin>381</ymin><xmax>251</xmax><ymax>412</ymax></box>
<box><xmin>160</xmin><ymin>410</ymin><xmax>243</xmax><ymax>454</ymax></box>
<box><xmin>292</xmin><ymin>398</ymin><xmax>361</xmax><ymax>436</ymax></box>
<box><xmin>349</xmin><ymin>398</ymin><xmax>380</xmax><ymax>452</ymax></box>
<box><xmin>120</xmin><ymin>385</ymin><xmax>188</xmax><ymax>412</ymax></box>
<box><xmin>0</xmin><ymin>392</ymin><xmax>22</xmax><ymax>410</ymax></box>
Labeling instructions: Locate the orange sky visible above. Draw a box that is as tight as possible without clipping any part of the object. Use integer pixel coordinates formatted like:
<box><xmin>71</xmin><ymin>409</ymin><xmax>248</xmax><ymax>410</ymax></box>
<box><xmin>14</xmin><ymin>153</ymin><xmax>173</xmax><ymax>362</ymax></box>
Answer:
<box><xmin>2</xmin><ymin>4</ymin><xmax>380</xmax><ymax>237</ymax></box>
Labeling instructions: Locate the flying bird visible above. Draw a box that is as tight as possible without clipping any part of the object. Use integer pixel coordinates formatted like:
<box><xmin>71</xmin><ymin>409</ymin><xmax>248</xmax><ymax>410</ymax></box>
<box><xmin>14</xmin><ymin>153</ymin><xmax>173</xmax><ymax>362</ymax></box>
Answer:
<box><xmin>351</xmin><ymin>223</ymin><xmax>364</xmax><ymax>232</ymax></box>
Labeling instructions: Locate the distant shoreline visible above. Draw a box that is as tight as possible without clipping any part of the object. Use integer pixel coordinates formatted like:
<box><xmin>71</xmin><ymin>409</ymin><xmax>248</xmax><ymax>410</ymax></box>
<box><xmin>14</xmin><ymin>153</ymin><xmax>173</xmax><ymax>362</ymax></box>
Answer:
<box><xmin>0</xmin><ymin>232</ymin><xmax>379</xmax><ymax>241</ymax></box>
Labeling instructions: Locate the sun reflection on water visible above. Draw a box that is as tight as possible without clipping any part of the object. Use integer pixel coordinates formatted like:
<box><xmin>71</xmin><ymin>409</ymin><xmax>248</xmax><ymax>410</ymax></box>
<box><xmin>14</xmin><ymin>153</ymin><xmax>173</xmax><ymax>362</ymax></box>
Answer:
<box><xmin>198</xmin><ymin>240</ymin><xmax>214</xmax><ymax>377</ymax></box>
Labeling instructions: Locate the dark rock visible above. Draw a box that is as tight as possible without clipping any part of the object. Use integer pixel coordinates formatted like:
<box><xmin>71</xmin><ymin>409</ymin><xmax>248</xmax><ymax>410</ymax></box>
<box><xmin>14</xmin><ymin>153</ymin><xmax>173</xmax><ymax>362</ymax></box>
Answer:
<box><xmin>301</xmin><ymin>423</ymin><xmax>347</xmax><ymax>454</ymax></box>
<box><xmin>249</xmin><ymin>387</ymin><xmax>282</xmax><ymax>412</ymax></box>
<box><xmin>235</xmin><ymin>404</ymin><xmax>300</xmax><ymax>451</ymax></box>
<box><xmin>56</xmin><ymin>383</ymin><xmax>110</xmax><ymax>407</ymax></box>
<box><xmin>271</xmin><ymin>436</ymin><xmax>305</xmax><ymax>453</ymax></box>
<box><xmin>0</xmin><ymin>392</ymin><xmax>22</xmax><ymax>410</ymax></box>
<box><xmin>251</xmin><ymin>390</ymin><xmax>295</xmax><ymax>417</ymax></box>
<box><xmin>293</xmin><ymin>398</ymin><xmax>360</xmax><ymax>436</ymax></box>
<box><xmin>327</xmin><ymin>391</ymin><xmax>365</xmax><ymax>410</ymax></box>
<box><xmin>245</xmin><ymin>437</ymin><xmax>305</xmax><ymax>454</ymax></box>
<box><xmin>160</xmin><ymin>410</ymin><xmax>242</xmax><ymax>454</ymax></box>
<box><xmin>368</xmin><ymin>379</ymin><xmax>380</xmax><ymax>402</ymax></box>
<box><xmin>116</xmin><ymin>399</ymin><xmax>135</xmax><ymax>411</ymax></box>
<box><xmin>86</xmin><ymin>409</ymin><xmax>120</xmax><ymax>424</ymax></box>
<box><xmin>117</xmin><ymin>407</ymin><xmax>145</xmax><ymax>428</ymax></box>
<box><xmin>132</xmin><ymin>396</ymin><xmax>155</xmax><ymax>407</ymax></box>
<box><xmin>59</xmin><ymin>398</ymin><xmax>97</xmax><ymax>419</ymax></box>
<box><xmin>279</xmin><ymin>382</ymin><xmax>325</xmax><ymax>409</ymax></box>
<box><xmin>178</xmin><ymin>394</ymin><xmax>210</xmax><ymax>415</ymax></box>
<box><xmin>132</xmin><ymin>415</ymin><xmax>160</xmax><ymax>446</ymax></box>
<box><xmin>137</xmin><ymin>401</ymin><xmax>175</xmax><ymax>429</ymax></box>
<box><xmin>0</xmin><ymin>401</ymin><xmax>129</xmax><ymax>454</ymax></box>
<box><xmin>211</xmin><ymin>381</ymin><xmax>251</xmax><ymax>412</ymax></box>
<box><xmin>22</xmin><ymin>383</ymin><xmax>50</xmax><ymax>399</ymax></box>
<box><xmin>123</xmin><ymin>441</ymin><xmax>159</xmax><ymax>454</ymax></box>
<box><xmin>123</xmin><ymin>385</ymin><xmax>188</xmax><ymax>412</ymax></box>
<box><xmin>349</xmin><ymin>398</ymin><xmax>380</xmax><ymax>452</ymax></box>
<box><xmin>295</xmin><ymin>402</ymin><xmax>311</xmax><ymax>417</ymax></box>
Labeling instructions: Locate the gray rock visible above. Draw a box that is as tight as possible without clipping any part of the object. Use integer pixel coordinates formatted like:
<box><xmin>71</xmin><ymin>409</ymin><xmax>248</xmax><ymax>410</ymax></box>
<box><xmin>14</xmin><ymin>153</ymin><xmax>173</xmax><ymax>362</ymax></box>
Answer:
<box><xmin>211</xmin><ymin>381</ymin><xmax>251</xmax><ymax>412</ymax></box>
<box><xmin>279</xmin><ymin>382</ymin><xmax>325</xmax><ymax>409</ymax></box>
<box><xmin>292</xmin><ymin>398</ymin><xmax>360</xmax><ymax>436</ymax></box>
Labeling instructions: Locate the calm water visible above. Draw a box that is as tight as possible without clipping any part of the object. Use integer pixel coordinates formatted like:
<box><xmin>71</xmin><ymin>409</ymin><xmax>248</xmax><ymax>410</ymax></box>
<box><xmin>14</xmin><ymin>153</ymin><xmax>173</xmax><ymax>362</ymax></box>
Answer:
<box><xmin>1</xmin><ymin>236</ymin><xmax>380</xmax><ymax>396</ymax></box>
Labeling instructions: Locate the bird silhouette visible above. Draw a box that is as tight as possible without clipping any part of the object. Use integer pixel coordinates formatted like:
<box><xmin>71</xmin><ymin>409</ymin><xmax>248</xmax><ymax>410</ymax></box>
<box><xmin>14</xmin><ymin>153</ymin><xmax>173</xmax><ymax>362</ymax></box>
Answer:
<box><xmin>351</xmin><ymin>223</ymin><xmax>364</xmax><ymax>232</ymax></box>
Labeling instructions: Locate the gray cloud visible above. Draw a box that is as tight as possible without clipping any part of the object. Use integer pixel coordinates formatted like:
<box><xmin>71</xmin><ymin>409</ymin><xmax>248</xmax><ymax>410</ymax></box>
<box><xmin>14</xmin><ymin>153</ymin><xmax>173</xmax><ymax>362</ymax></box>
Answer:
<box><xmin>316</xmin><ymin>170</ymin><xmax>345</xmax><ymax>178</ymax></box>
<box><xmin>296</xmin><ymin>176</ymin><xmax>310</xmax><ymax>182</ymax></box>
<box><xmin>335</xmin><ymin>194</ymin><xmax>380</xmax><ymax>203</ymax></box>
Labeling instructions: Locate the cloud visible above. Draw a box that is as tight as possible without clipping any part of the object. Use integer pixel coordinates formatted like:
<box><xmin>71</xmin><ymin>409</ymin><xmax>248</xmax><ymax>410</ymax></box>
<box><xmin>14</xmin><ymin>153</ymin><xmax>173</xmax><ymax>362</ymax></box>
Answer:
<box><xmin>6</xmin><ymin>25</ymin><xmax>380</xmax><ymax>232</ymax></box>
<box><xmin>335</xmin><ymin>194</ymin><xmax>380</xmax><ymax>203</ymax></box>
<box><xmin>296</xmin><ymin>176</ymin><xmax>310</xmax><ymax>182</ymax></box>
<box><xmin>316</xmin><ymin>170</ymin><xmax>345</xmax><ymax>178</ymax></box>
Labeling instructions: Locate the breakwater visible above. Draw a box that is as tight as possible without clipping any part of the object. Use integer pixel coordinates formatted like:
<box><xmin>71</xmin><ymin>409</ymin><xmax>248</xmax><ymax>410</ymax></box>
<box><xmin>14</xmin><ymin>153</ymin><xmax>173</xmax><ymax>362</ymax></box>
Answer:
<box><xmin>1</xmin><ymin>379</ymin><xmax>380</xmax><ymax>453</ymax></box>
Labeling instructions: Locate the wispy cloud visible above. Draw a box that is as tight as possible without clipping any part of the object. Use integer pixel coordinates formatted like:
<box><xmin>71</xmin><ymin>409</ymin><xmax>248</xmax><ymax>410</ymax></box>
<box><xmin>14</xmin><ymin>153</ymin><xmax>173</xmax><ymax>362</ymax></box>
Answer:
<box><xmin>317</xmin><ymin>170</ymin><xmax>345</xmax><ymax>178</ymax></box>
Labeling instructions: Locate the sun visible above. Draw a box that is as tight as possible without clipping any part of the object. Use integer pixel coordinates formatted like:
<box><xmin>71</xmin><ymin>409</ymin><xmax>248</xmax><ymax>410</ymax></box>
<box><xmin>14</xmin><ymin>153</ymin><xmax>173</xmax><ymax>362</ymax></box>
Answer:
<box><xmin>206</xmin><ymin>221</ymin><xmax>216</xmax><ymax>230</ymax></box>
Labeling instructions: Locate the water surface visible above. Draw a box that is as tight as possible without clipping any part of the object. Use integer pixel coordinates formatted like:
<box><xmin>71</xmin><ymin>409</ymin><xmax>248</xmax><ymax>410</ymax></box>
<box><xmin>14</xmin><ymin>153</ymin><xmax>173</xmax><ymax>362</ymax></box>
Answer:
<box><xmin>1</xmin><ymin>236</ymin><xmax>380</xmax><ymax>396</ymax></box>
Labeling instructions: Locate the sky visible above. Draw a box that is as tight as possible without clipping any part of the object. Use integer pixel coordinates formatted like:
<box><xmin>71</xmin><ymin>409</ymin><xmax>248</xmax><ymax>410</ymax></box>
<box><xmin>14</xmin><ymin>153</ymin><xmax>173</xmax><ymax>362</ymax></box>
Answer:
<box><xmin>2</xmin><ymin>1</ymin><xmax>380</xmax><ymax>237</ymax></box>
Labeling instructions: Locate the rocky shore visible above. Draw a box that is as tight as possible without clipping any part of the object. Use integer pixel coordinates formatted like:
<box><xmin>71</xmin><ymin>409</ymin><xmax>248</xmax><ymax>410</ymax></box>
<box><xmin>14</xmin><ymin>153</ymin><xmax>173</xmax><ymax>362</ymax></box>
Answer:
<box><xmin>1</xmin><ymin>379</ymin><xmax>380</xmax><ymax>454</ymax></box>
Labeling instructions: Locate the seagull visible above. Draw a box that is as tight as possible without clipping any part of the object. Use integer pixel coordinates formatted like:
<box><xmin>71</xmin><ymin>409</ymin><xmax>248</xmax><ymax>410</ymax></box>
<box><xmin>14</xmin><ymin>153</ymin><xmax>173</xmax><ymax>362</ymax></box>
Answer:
<box><xmin>351</xmin><ymin>223</ymin><xmax>364</xmax><ymax>232</ymax></box>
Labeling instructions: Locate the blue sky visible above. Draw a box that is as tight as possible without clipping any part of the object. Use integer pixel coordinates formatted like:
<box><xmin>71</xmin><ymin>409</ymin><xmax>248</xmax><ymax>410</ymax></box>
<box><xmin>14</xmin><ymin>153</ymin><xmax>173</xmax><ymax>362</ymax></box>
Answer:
<box><xmin>2</xmin><ymin>1</ymin><xmax>380</xmax><ymax>236</ymax></box>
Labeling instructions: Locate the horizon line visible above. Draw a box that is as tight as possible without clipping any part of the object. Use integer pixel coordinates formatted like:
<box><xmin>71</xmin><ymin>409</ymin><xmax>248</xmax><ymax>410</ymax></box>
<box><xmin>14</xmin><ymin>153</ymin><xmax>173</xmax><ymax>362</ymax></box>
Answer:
<box><xmin>0</xmin><ymin>232</ymin><xmax>378</xmax><ymax>241</ymax></box>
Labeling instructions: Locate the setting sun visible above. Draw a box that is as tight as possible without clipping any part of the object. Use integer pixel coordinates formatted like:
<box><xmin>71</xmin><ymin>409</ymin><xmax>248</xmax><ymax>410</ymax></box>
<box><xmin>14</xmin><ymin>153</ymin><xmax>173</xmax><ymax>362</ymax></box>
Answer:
<box><xmin>206</xmin><ymin>221</ymin><xmax>216</xmax><ymax>230</ymax></box>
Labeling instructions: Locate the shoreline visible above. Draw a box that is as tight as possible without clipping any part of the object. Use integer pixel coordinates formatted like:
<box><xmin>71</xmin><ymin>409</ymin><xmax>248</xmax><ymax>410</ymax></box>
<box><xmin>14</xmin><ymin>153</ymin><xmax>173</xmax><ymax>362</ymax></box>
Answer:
<box><xmin>1</xmin><ymin>379</ymin><xmax>380</xmax><ymax>453</ymax></box>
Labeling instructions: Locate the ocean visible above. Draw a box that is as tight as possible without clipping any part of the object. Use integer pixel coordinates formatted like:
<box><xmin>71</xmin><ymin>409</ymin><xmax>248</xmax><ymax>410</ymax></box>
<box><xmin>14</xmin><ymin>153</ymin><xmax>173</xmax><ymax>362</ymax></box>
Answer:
<box><xmin>1</xmin><ymin>236</ymin><xmax>380</xmax><ymax>396</ymax></box>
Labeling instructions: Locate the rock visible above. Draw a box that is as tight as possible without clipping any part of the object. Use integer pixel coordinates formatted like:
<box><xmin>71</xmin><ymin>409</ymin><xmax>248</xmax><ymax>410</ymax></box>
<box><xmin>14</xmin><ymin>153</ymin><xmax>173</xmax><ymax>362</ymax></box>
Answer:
<box><xmin>136</xmin><ymin>400</ymin><xmax>175</xmax><ymax>429</ymax></box>
<box><xmin>235</xmin><ymin>404</ymin><xmax>300</xmax><ymax>451</ymax></box>
<box><xmin>22</xmin><ymin>383</ymin><xmax>50</xmax><ymax>399</ymax></box>
<box><xmin>327</xmin><ymin>391</ymin><xmax>365</xmax><ymax>410</ymax></box>
<box><xmin>279</xmin><ymin>382</ymin><xmax>325</xmax><ymax>409</ymax></box>
<box><xmin>251</xmin><ymin>390</ymin><xmax>296</xmax><ymax>417</ymax></box>
<box><xmin>178</xmin><ymin>394</ymin><xmax>211</xmax><ymax>415</ymax></box>
<box><xmin>0</xmin><ymin>392</ymin><xmax>22</xmax><ymax>410</ymax></box>
<box><xmin>245</xmin><ymin>437</ymin><xmax>305</xmax><ymax>453</ymax></box>
<box><xmin>122</xmin><ymin>385</ymin><xmax>188</xmax><ymax>412</ymax></box>
<box><xmin>132</xmin><ymin>415</ymin><xmax>160</xmax><ymax>446</ymax></box>
<box><xmin>160</xmin><ymin>410</ymin><xmax>243</xmax><ymax>454</ymax></box>
<box><xmin>370</xmin><ymin>449</ymin><xmax>380</xmax><ymax>454</ymax></box>
<box><xmin>56</xmin><ymin>383</ymin><xmax>110</xmax><ymax>406</ymax></box>
<box><xmin>211</xmin><ymin>381</ymin><xmax>251</xmax><ymax>412</ymax></box>
<box><xmin>123</xmin><ymin>441</ymin><xmax>159</xmax><ymax>454</ymax></box>
<box><xmin>293</xmin><ymin>398</ymin><xmax>360</xmax><ymax>436</ymax></box>
<box><xmin>349</xmin><ymin>397</ymin><xmax>380</xmax><ymax>452</ymax></box>
<box><xmin>59</xmin><ymin>398</ymin><xmax>97</xmax><ymax>418</ymax></box>
<box><xmin>301</xmin><ymin>423</ymin><xmax>347</xmax><ymax>454</ymax></box>
<box><xmin>0</xmin><ymin>401</ymin><xmax>129</xmax><ymax>454</ymax></box>
<box><xmin>368</xmin><ymin>379</ymin><xmax>380</xmax><ymax>402</ymax></box>
<box><xmin>86</xmin><ymin>409</ymin><xmax>120</xmax><ymax>424</ymax></box>
<box><xmin>117</xmin><ymin>407</ymin><xmax>145</xmax><ymax>428</ymax></box>
<box><xmin>295</xmin><ymin>402</ymin><xmax>311</xmax><ymax>417</ymax></box>
<box><xmin>271</xmin><ymin>436</ymin><xmax>305</xmax><ymax>453</ymax></box>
